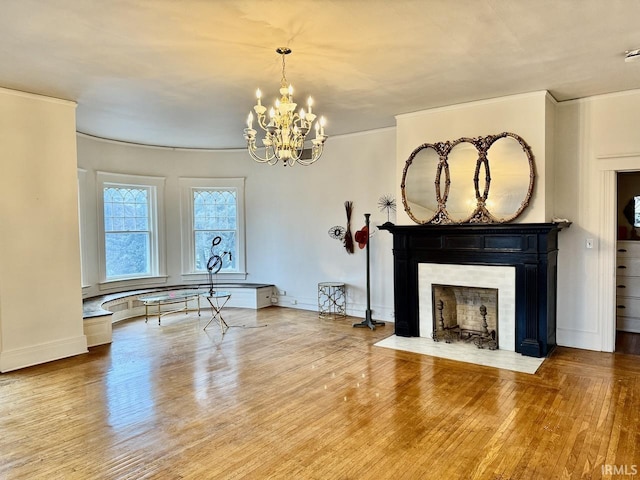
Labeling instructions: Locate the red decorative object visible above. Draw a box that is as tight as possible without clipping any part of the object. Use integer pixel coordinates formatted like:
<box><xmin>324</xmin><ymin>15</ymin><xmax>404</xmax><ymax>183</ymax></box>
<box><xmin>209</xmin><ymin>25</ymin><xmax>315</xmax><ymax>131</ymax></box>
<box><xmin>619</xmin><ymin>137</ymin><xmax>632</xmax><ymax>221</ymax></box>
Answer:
<box><xmin>354</xmin><ymin>225</ymin><xmax>369</xmax><ymax>249</ymax></box>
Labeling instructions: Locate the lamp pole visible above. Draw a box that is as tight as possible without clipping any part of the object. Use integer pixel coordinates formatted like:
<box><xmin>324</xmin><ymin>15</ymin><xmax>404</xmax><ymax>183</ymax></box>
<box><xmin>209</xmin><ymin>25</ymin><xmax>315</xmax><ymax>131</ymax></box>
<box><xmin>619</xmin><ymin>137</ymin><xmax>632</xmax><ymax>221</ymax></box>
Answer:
<box><xmin>353</xmin><ymin>213</ymin><xmax>385</xmax><ymax>330</ymax></box>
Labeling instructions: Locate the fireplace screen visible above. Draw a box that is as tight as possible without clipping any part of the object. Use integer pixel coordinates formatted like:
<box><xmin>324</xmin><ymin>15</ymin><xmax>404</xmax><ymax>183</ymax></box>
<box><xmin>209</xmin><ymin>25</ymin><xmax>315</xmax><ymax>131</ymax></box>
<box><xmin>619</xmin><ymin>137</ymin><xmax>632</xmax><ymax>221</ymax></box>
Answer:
<box><xmin>432</xmin><ymin>284</ymin><xmax>498</xmax><ymax>350</ymax></box>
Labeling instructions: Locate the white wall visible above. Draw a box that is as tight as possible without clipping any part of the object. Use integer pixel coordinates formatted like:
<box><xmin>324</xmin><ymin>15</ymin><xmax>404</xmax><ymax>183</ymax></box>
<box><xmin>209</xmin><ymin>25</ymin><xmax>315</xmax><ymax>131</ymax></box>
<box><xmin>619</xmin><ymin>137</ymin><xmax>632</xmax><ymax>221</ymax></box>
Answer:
<box><xmin>555</xmin><ymin>89</ymin><xmax>640</xmax><ymax>351</ymax></box>
<box><xmin>0</xmin><ymin>88</ymin><xmax>87</xmax><ymax>372</ymax></box>
<box><xmin>77</xmin><ymin>127</ymin><xmax>397</xmax><ymax>322</ymax></box>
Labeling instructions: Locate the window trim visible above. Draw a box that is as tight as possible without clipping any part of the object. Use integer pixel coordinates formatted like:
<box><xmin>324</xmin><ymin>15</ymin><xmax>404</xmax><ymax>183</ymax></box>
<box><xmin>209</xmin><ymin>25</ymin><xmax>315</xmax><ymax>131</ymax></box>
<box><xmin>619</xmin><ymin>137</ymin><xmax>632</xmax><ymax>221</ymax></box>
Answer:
<box><xmin>77</xmin><ymin>168</ymin><xmax>90</xmax><ymax>289</ymax></box>
<box><xmin>179</xmin><ymin>177</ymin><xmax>247</xmax><ymax>281</ymax></box>
<box><xmin>97</xmin><ymin>171</ymin><xmax>167</xmax><ymax>288</ymax></box>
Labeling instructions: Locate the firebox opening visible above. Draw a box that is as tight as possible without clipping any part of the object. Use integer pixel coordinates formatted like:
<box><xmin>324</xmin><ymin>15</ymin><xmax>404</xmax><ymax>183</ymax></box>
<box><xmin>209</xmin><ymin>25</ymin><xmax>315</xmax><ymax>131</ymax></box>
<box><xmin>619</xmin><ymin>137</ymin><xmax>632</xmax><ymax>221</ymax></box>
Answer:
<box><xmin>432</xmin><ymin>284</ymin><xmax>499</xmax><ymax>350</ymax></box>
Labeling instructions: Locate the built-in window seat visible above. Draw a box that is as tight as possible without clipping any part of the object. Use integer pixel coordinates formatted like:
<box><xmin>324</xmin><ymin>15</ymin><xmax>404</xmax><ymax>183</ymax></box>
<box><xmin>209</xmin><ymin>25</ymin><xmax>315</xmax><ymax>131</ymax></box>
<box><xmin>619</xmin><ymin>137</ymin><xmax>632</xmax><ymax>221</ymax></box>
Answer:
<box><xmin>82</xmin><ymin>283</ymin><xmax>275</xmax><ymax>347</ymax></box>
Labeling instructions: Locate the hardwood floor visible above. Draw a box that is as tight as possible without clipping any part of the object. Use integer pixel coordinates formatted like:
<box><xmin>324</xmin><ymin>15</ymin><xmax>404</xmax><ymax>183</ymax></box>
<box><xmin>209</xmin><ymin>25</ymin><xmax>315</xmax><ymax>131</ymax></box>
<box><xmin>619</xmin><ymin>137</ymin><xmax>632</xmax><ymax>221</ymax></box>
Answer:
<box><xmin>0</xmin><ymin>307</ymin><xmax>638</xmax><ymax>479</ymax></box>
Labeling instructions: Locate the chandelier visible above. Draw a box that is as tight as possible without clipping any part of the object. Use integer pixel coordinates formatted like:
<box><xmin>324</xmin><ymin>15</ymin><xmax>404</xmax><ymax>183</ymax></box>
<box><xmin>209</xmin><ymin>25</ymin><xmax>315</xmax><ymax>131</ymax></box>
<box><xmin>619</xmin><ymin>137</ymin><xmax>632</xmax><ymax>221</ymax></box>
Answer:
<box><xmin>244</xmin><ymin>47</ymin><xmax>328</xmax><ymax>166</ymax></box>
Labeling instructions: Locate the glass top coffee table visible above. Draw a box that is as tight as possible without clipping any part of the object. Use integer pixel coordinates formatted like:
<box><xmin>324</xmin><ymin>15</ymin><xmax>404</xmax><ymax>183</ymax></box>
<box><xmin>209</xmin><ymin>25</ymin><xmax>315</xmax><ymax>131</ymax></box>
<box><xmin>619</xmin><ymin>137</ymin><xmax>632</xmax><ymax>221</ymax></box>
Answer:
<box><xmin>139</xmin><ymin>290</ymin><xmax>203</xmax><ymax>325</ymax></box>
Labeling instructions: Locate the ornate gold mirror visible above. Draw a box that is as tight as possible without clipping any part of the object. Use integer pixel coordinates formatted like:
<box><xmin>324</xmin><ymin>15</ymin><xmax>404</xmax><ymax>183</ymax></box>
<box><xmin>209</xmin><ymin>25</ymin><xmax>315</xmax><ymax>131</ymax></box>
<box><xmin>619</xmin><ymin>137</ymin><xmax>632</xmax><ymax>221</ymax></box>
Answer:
<box><xmin>401</xmin><ymin>132</ymin><xmax>535</xmax><ymax>224</ymax></box>
<box><xmin>447</xmin><ymin>139</ymin><xmax>478</xmax><ymax>222</ymax></box>
<box><xmin>484</xmin><ymin>134</ymin><xmax>534</xmax><ymax>222</ymax></box>
<box><xmin>403</xmin><ymin>145</ymin><xmax>440</xmax><ymax>223</ymax></box>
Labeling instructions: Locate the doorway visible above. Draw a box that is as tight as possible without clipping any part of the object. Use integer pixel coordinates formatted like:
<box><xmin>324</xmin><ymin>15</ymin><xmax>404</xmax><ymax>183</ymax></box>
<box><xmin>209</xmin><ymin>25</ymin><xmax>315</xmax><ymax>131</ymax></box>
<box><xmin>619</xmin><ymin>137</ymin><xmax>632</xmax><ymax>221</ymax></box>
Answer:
<box><xmin>615</xmin><ymin>171</ymin><xmax>640</xmax><ymax>355</ymax></box>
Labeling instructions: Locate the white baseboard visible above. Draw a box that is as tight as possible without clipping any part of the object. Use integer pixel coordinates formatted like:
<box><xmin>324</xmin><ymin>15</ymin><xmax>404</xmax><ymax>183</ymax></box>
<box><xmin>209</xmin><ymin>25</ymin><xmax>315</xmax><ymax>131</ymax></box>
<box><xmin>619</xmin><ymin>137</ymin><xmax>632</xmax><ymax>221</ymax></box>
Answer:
<box><xmin>0</xmin><ymin>335</ymin><xmax>88</xmax><ymax>373</ymax></box>
<box><xmin>556</xmin><ymin>327</ymin><xmax>604</xmax><ymax>352</ymax></box>
<box><xmin>347</xmin><ymin>304</ymin><xmax>395</xmax><ymax>323</ymax></box>
<box><xmin>273</xmin><ymin>298</ymin><xmax>396</xmax><ymax>324</ymax></box>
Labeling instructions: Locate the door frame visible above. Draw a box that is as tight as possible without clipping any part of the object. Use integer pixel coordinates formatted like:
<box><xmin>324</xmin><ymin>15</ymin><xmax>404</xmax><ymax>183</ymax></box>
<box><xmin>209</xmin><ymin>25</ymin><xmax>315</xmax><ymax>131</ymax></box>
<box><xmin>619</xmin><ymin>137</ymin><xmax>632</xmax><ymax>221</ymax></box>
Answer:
<box><xmin>596</xmin><ymin>153</ymin><xmax>640</xmax><ymax>351</ymax></box>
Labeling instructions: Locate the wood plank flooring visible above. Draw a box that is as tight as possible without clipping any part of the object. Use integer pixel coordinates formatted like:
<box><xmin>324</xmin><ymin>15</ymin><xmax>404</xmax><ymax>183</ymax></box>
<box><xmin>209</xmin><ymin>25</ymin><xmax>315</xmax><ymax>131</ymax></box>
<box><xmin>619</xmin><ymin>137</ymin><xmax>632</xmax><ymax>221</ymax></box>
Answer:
<box><xmin>0</xmin><ymin>307</ymin><xmax>639</xmax><ymax>479</ymax></box>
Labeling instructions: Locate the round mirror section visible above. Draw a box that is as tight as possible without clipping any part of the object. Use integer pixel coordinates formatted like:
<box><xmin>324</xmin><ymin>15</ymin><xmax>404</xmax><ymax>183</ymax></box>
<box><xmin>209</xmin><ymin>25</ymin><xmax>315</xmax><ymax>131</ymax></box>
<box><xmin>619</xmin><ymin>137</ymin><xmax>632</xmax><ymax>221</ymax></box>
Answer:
<box><xmin>485</xmin><ymin>133</ymin><xmax>534</xmax><ymax>222</ymax></box>
<box><xmin>447</xmin><ymin>139</ymin><xmax>479</xmax><ymax>223</ymax></box>
<box><xmin>402</xmin><ymin>145</ymin><xmax>440</xmax><ymax>224</ymax></box>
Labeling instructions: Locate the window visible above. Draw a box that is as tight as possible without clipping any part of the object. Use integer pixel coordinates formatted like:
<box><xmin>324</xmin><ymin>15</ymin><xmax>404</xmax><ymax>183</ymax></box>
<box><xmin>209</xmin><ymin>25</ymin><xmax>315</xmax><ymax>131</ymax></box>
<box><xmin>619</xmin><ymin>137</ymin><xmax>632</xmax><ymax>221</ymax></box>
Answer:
<box><xmin>97</xmin><ymin>172</ymin><xmax>165</xmax><ymax>285</ymax></box>
<box><xmin>103</xmin><ymin>186</ymin><xmax>151</xmax><ymax>277</ymax></box>
<box><xmin>193</xmin><ymin>189</ymin><xmax>238</xmax><ymax>271</ymax></box>
<box><xmin>180</xmin><ymin>178</ymin><xmax>246</xmax><ymax>280</ymax></box>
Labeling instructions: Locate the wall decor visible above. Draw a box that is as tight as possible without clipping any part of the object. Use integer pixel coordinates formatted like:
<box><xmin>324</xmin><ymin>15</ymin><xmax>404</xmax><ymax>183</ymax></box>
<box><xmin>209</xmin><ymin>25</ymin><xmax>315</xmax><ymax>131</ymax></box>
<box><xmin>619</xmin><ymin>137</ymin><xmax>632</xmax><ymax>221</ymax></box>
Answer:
<box><xmin>328</xmin><ymin>225</ymin><xmax>346</xmax><ymax>240</ymax></box>
<box><xmin>401</xmin><ymin>132</ymin><xmax>535</xmax><ymax>224</ymax></box>
<box><xmin>344</xmin><ymin>201</ymin><xmax>354</xmax><ymax>253</ymax></box>
<box><xmin>378</xmin><ymin>194</ymin><xmax>396</xmax><ymax>223</ymax></box>
<box><xmin>354</xmin><ymin>225</ymin><xmax>369</xmax><ymax>249</ymax></box>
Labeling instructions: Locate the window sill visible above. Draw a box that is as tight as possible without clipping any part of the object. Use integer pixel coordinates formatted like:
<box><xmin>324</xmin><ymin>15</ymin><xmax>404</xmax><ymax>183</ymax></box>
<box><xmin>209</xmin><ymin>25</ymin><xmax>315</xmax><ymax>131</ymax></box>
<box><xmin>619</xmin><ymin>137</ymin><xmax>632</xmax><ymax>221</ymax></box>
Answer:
<box><xmin>98</xmin><ymin>275</ymin><xmax>169</xmax><ymax>292</ymax></box>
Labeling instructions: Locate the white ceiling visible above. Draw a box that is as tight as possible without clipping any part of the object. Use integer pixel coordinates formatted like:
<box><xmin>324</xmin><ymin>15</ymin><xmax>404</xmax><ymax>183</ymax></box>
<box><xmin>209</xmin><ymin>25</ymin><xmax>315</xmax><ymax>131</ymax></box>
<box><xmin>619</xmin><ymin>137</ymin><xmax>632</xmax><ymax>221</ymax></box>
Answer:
<box><xmin>1</xmin><ymin>0</ymin><xmax>640</xmax><ymax>149</ymax></box>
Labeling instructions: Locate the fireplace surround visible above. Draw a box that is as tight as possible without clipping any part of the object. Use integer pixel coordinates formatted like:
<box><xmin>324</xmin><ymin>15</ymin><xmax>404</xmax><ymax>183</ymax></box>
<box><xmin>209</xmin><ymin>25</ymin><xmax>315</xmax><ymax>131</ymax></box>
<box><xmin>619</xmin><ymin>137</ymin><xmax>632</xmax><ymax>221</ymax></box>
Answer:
<box><xmin>379</xmin><ymin>222</ymin><xmax>569</xmax><ymax>357</ymax></box>
<box><xmin>432</xmin><ymin>284</ymin><xmax>499</xmax><ymax>349</ymax></box>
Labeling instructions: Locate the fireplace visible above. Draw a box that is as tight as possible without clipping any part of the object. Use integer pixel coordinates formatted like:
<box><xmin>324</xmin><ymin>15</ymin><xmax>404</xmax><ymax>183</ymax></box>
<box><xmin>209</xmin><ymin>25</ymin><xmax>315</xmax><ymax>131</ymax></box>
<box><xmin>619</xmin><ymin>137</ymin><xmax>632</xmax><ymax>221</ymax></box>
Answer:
<box><xmin>379</xmin><ymin>222</ymin><xmax>569</xmax><ymax>357</ymax></box>
<box><xmin>432</xmin><ymin>284</ymin><xmax>499</xmax><ymax>349</ymax></box>
<box><xmin>421</xmin><ymin>263</ymin><xmax>516</xmax><ymax>351</ymax></box>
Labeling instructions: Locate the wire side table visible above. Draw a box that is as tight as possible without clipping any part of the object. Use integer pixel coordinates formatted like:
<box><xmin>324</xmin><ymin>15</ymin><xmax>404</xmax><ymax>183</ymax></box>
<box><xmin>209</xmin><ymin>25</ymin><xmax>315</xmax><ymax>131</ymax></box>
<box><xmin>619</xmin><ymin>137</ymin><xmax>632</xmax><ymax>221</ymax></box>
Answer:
<box><xmin>318</xmin><ymin>282</ymin><xmax>346</xmax><ymax>319</ymax></box>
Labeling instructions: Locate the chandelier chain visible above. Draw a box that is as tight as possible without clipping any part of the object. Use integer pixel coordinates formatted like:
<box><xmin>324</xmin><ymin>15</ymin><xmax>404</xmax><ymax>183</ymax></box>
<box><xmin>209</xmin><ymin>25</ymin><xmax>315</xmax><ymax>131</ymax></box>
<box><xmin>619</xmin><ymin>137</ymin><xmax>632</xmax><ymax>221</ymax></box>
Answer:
<box><xmin>281</xmin><ymin>52</ymin><xmax>287</xmax><ymax>87</ymax></box>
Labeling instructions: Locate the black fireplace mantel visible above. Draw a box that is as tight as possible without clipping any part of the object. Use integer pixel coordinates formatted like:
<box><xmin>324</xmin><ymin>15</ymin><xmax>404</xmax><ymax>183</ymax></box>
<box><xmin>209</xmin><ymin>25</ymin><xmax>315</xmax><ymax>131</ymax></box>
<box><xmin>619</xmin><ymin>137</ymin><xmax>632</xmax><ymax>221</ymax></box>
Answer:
<box><xmin>379</xmin><ymin>222</ymin><xmax>569</xmax><ymax>357</ymax></box>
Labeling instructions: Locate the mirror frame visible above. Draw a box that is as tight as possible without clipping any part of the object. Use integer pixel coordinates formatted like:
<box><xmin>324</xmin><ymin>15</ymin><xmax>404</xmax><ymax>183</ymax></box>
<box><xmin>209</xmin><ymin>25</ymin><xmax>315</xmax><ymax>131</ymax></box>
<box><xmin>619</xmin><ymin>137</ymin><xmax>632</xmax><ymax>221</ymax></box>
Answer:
<box><xmin>401</xmin><ymin>132</ymin><xmax>535</xmax><ymax>224</ymax></box>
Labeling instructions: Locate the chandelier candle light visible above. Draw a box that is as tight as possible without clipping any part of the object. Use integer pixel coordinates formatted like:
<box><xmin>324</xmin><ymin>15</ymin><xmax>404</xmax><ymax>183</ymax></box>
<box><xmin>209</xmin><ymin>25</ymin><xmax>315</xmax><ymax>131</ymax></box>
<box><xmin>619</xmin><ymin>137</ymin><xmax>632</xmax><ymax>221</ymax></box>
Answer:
<box><xmin>244</xmin><ymin>47</ymin><xmax>328</xmax><ymax>166</ymax></box>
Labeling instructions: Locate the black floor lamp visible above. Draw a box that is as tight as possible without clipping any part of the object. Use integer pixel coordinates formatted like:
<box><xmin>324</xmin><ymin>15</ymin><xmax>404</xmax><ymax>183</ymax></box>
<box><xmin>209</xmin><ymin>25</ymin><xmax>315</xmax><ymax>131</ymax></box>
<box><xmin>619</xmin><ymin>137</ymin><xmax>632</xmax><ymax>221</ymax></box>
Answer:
<box><xmin>353</xmin><ymin>213</ymin><xmax>385</xmax><ymax>330</ymax></box>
